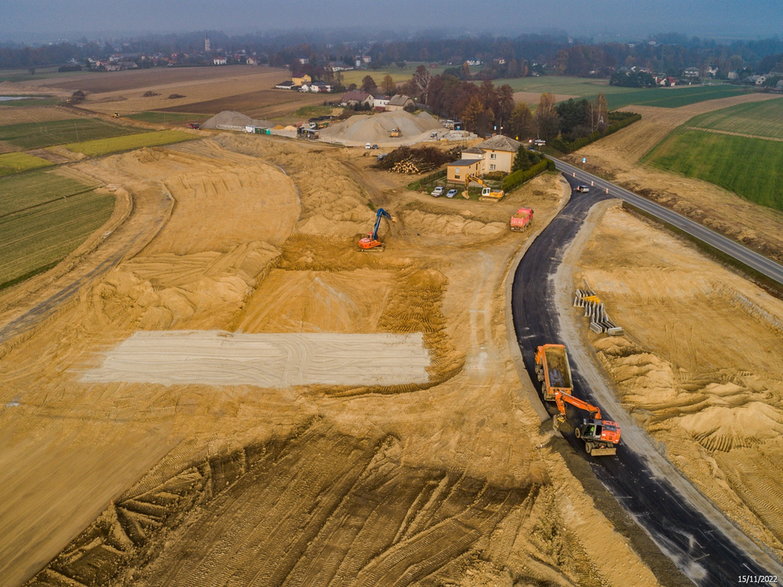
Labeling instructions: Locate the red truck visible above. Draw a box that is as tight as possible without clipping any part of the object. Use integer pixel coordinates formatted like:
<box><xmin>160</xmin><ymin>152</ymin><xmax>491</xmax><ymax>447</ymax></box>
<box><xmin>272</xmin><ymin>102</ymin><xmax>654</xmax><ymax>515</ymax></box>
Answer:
<box><xmin>509</xmin><ymin>207</ymin><xmax>534</xmax><ymax>231</ymax></box>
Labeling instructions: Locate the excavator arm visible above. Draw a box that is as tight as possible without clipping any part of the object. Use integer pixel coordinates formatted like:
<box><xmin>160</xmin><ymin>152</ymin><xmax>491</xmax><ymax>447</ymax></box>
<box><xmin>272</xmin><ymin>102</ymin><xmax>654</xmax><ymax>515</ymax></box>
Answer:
<box><xmin>553</xmin><ymin>390</ymin><xmax>602</xmax><ymax>420</ymax></box>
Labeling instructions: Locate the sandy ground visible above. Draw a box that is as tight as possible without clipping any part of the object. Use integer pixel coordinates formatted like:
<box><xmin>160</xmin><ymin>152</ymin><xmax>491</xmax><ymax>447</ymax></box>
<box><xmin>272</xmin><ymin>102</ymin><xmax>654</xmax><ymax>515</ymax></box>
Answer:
<box><xmin>566</xmin><ymin>93</ymin><xmax>783</xmax><ymax>262</ymax></box>
<box><xmin>571</xmin><ymin>202</ymin><xmax>783</xmax><ymax>562</ymax></box>
<box><xmin>82</xmin><ymin>331</ymin><xmax>432</xmax><ymax>386</ymax></box>
<box><xmin>0</xmin><ymin>128</ymin><xmax>665</xmax><ymax>586</ymax></box>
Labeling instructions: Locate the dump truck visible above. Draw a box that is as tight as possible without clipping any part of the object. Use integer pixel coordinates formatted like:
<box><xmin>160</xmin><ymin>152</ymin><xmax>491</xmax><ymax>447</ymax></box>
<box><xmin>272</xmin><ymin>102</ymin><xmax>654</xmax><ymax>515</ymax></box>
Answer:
<box><xmin>389</xmin><ymin>127</ymin><xmax>401</xmax><ymax>137</ymax></box>
<box><xmin>509</xmin><ymin>207</ymin><xmax>534</xmax><ymax>231</ymax></box>
<box><xmin>552</xmin><ymin>390</ymin><xmax>621</xmax><ymax>457</ymax></box>
<box><xmin>534</xmin><ymin>344</ymin><xmax>573</xmax><ymax>401</ymax></box>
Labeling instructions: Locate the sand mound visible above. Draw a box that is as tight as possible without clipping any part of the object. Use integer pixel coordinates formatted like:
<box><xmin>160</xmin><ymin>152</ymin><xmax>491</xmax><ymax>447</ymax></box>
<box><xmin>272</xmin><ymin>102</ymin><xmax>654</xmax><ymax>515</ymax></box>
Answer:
<box><xmin>236</xmin><ymin>269</ymin><xmax>395</xmax><ymax>333</ymax></box>
<box><xmin>201</xmin><ymin>110</ymin><xmax>274</xmax><ymax>130</ymax></box>
<box><xmin>320</xmin><ymin>111</ymin><xmax>441</xmax><ymax>144</ymax></box>
<box><xmin>677</xmin><ymin>402</ymin><xmax>783</xmax><ymax>451</ymax></box>
<box><xmin>88</xmin><ymin>242</ymin><xmax>280</xmax><ymax>330</ymax></box>
<box><xmin>402</xmin><ymin>209</ymin><xmax>506</xmax><ymax>240</ymax></box>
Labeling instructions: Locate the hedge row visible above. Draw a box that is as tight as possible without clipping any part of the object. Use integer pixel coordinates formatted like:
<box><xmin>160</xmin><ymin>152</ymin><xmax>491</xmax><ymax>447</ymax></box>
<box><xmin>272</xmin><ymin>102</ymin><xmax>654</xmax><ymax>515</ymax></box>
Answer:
<box><xmin>501</xmin><ymin>159</ymin><xmax>554</xmax><ymax>192</ymax></box>
<box><xmin>407</xmin><ymin>168</ymin><xmax>447</xmax><ymax>191</ymax></box>
<box><xmin>550</xmin><ymin>112</ymin><xmax>642</xmax><ymax>154</ymax></box>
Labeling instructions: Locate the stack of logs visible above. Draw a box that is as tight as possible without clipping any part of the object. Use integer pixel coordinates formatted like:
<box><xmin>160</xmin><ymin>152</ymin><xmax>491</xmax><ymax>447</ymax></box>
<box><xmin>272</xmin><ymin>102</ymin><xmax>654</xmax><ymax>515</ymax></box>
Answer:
<box><xmin>391</xmin><ymin>158</ymin><xmax>423</xmax><ymax>174</ymax></box>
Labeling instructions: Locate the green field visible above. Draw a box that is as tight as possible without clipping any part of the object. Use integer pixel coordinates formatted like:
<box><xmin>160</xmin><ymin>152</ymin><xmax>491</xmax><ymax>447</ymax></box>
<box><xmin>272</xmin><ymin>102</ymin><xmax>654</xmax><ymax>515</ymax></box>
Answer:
<box><xmin>0</xmin><ymin>118</ymin><xmax>138</xmax><ymax>150</ymax></box>
<box><xmin>494</xmin><ymin>76</ymin><xmax>750</xmax><ymax>109</ymax></box>
<box><xmin>63</xmin><ymin>130</ymin><xmax>195</xmax><ymax>156</ymax></box>
<box><xmin>643</xmin><ymin>128</ymin><xmax>783</xmax><ymax>210</ymax></box>
<box><xmin>684</xmin><ymin>98</ymin><xmax>783</xmax><ymax>139</ymax></box>
<box><xmin>0</xmin><ymin>96</ymin><xmax>60</xmax><ymax>107</ymax></box>
<box><xmin>340</xmin><ymin>63</ymin><xmax>447</xmax><ymax>87</ymax></box>
<box><xmin>126</xmin><ymin>111</ymin><xmax>207</xmax><ymax>124</ymax></box>
<box><xmin>0</xmin><ymin>189</ymin><xmax>114</xmax><ymax>289</ymax></box>
<box><xmin>0</xmin><ymin>152</ymin><xmax>53</xmax><ymax>176</ymax></box>
<box><xmin>0</xmin><ymin>170</ymin><xmax>101</xmax><ymax>216</ymax></box>
<box><xmin>0</xmin><ymin>67</ymin><xmax>89</xmax><ymax>83</ymax></box>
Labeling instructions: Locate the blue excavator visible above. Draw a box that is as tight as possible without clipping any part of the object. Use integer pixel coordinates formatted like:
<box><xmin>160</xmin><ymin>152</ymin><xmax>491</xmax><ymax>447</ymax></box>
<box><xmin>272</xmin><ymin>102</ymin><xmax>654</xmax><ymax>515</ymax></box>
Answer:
<box><xmin>358</xmin><ymin>208</ymin><xmax>395</xmax><ymax>251</ymax></box>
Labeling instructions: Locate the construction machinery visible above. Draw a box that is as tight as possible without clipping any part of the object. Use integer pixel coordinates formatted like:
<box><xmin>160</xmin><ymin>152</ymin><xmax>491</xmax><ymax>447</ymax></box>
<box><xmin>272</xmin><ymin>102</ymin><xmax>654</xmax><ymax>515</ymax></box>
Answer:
<box><xmin>509</xmin><ymin>207</ymin><xmax>534</xmax><ymax>231</ymax></box>
<box><xmin>389</xmin><ymin>127</ymin><xmax>401</xmax><ymax>137</ymax></box>
<box><xmin>358</xmin><ymin>208</ymin><xmax>396</xmax><ymax>251</ymax></box>
<box><xmin>462</xmin><ymin>173</ymin><xmax>504</xmax><ymax>201</ymax></box>
<box><xmin>552</xmin><ymin>390</ymin><xmax>621</xmax><ymax>456</ymax></box>
<box><xmin>534</xmin><ymin>344</ymin><xmax>573</xmax><ymax>401</ymax></box>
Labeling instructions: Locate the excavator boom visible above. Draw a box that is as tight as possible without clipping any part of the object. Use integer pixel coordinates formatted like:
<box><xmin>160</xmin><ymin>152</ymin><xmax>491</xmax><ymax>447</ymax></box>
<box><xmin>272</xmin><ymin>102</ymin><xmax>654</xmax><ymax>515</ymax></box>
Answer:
<box><xmin>552</xmin><ymin>390</ymin><xmax>621</xmax><ymax>456</ymax></box>
<box><xmin>358</xmin><ymin>208</ymin><xmax>395</xmax><ymax>251</ymax></box>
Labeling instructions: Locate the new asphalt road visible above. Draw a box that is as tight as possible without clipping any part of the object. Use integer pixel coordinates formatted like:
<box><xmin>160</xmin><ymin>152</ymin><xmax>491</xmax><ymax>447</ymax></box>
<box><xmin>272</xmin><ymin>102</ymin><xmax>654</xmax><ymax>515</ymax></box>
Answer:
<box><xmin>510</xmin><ymin>171</ymin><xmax>782</xmax><ymax>585</ymax></box>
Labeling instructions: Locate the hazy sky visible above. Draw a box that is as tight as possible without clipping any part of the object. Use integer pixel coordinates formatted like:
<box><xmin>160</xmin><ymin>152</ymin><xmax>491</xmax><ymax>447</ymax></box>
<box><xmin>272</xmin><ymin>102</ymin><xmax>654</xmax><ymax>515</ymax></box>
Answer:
<box><xmin>1</xmin><ymin>0</ymin><xmax>780</xmax><ymax>41</ymax></box>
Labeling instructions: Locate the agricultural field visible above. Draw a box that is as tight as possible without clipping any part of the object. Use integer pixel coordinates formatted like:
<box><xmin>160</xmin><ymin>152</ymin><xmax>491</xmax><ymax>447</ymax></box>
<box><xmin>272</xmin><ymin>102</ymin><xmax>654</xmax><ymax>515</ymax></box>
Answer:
<box><xmin>157</xmin><ymin>88</ymin><xmax>327</xmax><ymax>120</ymax></box>
<box><xmin>0</xmin><ymin>170</ymin><xmax>99</xmax><ymax>216</ymax></box>
<box><xmin>498</xmin><ymin>75</ymin><xmax>750</xmax><ymax>109</ymax></box>
<box><xmin>643</xmin><ymin>128</ymin><xmax>783</xmax><ymax>210</ymax></box>
<box><xmin>0</xmin><ymin>185</ymin><xmax>113</xmax><ymax>289</ymax></box>
<box><xmin>685</xmin><ymin>98</ymin><xmax>783</xmax><ymax>139</ymax></box>
<box><xmin>63</xmin><ymin>130</ymin><xmax>194</xmax><ymax>156</ymax></box>
<box><xmin>0</xmin><ymin>96</ymin><xmax>60</xmax><ymax>107</ymax></box>
<box><xmin>0</xmin><ymin>118</ymin><xmax>137</xmax><ymax>150</ymax></box>
<box><xmin>603</xmin><ymin>84</ymin><xmax>751</xmax><ymax>110</ymax></box>
<box><xmin>340</xmin><ymin>62</ymin><xmax>447</xmax><ymax>87</ymax></box>
<box><xmin>0</xmin><ymin>151</ymin><xmax>53</xmax><ymax>176</ymax></box>
<box><xmin>0</xmin><ymin>66</ymin><xmax>88</xmax><ymax>83</ymax></box>
<box><xmin>126</xmin><ymin>111</ymin><xmax>207</xmax><ymax>125</ymax></box>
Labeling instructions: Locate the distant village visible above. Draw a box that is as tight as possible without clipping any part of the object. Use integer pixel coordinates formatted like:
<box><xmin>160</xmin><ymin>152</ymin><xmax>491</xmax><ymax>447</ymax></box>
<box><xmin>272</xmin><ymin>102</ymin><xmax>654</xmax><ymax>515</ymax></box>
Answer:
<box><xmin>55</xmin><ymin>34</ymin><xmax>783</xmax><ymax>94</ymax></box>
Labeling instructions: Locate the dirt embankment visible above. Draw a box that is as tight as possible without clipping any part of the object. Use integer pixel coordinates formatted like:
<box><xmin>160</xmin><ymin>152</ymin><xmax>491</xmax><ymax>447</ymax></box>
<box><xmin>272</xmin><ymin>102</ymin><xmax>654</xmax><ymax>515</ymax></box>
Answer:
<box><xmin>1</xmin><ymin>131</ymin><xmax>662</xmax><ymax>587</ymax></box>
<box><xmin>575</xmin><ymin>203</ymin><xmax>783</xmax><ymax>558</ymax></box>
<box><xmin>566</xmin><ymin>93</ymin><xmax>783</xmax><ymax>263</ymax></box>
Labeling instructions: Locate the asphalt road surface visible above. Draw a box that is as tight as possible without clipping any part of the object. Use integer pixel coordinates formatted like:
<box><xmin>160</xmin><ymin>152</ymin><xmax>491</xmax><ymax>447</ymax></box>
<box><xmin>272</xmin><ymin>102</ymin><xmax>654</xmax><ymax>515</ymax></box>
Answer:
<box><xmin>551</xmin><ymin>157</ymin><xmax>783</xmax><ymax>286</ymax></box>
<box><xmin>511</xmin><ymin>175</ymin><xmax>782</xmax><ymax>585</ymax></box>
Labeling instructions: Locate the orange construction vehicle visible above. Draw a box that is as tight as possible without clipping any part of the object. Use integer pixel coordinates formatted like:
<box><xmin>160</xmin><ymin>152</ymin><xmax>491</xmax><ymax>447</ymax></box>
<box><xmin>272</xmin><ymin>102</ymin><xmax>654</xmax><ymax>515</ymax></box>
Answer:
<box><xmin>552</xmin><ymin>390</ymin><xmax>621</xmax><ymax>456</ymax></box>
<box><xmin>534</xmin><ymin>344</ymin><xmax>573</xmax><ymax>401</ymax></box>
<box><xmin>358</xmin><ymin>208</ymin><xmax>396</xmax><ymax>251</ymax></box>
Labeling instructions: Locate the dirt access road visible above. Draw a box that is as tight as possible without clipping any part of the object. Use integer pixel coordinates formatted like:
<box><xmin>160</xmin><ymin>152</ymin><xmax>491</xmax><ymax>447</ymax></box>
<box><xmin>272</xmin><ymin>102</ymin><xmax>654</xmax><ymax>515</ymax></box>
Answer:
<box><xmin>0</xmin><ymin>133</ymin><xmax>662</xmax><ymax>586</ymax></box>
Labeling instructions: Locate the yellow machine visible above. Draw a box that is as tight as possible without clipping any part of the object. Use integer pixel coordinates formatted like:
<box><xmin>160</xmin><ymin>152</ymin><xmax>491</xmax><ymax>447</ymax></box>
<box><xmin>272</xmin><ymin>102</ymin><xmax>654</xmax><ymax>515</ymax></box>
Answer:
<box><xmin>462</xmin><ymin>173</ymin><xmax>504</xmax><ymax>201</ymax></box>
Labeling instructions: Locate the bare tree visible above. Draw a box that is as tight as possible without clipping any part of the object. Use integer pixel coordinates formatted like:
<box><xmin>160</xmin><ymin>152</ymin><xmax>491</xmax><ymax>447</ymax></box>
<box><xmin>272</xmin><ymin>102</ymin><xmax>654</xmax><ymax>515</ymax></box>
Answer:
<box><xmin>536</xmin><ymin>93</ymin><xmax>560</xmax><ymax>141</ymax></box>
<box><xmin>412</xmin><ymin>65</ymin><xmax>432</xmax><ymax>104</ymax></box>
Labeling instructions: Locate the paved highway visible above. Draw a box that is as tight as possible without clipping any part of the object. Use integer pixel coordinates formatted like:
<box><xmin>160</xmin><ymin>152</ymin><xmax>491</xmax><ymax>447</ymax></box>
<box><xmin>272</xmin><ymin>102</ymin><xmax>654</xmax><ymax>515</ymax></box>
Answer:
<box><xmin>511</xmin><ymin>176</ymin><xmax>782</xmax><ymax>585</ymax></box>
<box><xmin>550</xmin><ymin>157</ymin><xmax>783</xmax><ymax>286</ymax></box>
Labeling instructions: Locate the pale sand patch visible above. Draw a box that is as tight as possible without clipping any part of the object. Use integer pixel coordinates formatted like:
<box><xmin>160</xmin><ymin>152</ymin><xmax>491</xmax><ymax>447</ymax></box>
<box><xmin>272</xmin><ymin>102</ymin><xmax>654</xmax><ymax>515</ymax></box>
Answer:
<box><xmin>82</xmin><ymin>330</ymin><xmax>431</xmax><ymax>387</ymax></box>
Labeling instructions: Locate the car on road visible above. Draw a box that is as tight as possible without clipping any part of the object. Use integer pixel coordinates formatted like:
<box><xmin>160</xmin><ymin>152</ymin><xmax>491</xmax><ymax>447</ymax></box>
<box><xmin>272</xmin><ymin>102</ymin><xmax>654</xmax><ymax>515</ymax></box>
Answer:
<box><xmin>446</xmin><ymin>188</ymin><xmax>458</xmax><ymax>198</ymax></box>
<box><xmin>575</xmin><ymin>185</ymin><xmax>590</xmax><ymax>193</ymax></box>
<box><xmin>431</xmin><ymin>186</ymin><xmax>444</xmax><ymax>197</ymax></box>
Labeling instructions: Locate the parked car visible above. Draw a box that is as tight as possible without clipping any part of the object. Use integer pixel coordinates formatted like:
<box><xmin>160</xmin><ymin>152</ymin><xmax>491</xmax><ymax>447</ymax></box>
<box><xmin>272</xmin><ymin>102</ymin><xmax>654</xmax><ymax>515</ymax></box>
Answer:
<box><xmin>371</xmin><ymin>144</ymin><xmax>379</xmax><ymax>149</ymax></box>
<box><xmin>575</xmin><ymin>185</ymin><xmax>590</xmax><ymax>193</ymax></box>
<box><xmin>365</xmin><ymin>143</ymin><xmax>372</xmax><ymax>149</ymax></box>
<box><xmin>431</xmin><ymin>186</ymin><xmax>444</xmax><ymax>197</ymax></box>
<box><xmin>446</xmin><ymin>188</ymin><xmax>458</xmax><ymax>198</ymax></box>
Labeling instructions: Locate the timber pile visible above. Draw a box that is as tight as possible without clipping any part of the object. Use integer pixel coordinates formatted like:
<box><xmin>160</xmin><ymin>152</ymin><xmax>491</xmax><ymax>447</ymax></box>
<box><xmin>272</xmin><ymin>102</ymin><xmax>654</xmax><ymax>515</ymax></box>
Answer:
<box><xmin>391</xmin><ymin>158</ymin><xmax>421</xmax><ymax>174</ymax></box>
<box><xmin>377</xmin><ymin>146</ymin><xmax>460</xmax><ymax>174</ymax></box>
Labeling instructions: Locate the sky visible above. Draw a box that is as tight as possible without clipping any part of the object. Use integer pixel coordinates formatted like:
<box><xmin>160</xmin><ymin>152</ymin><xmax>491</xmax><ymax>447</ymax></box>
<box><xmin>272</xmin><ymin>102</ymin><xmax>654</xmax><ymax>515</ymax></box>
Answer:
<box><xmin>1</xmin><ymin>0</ymin><xmax>780</xmax><ymax>42</ymax></box>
